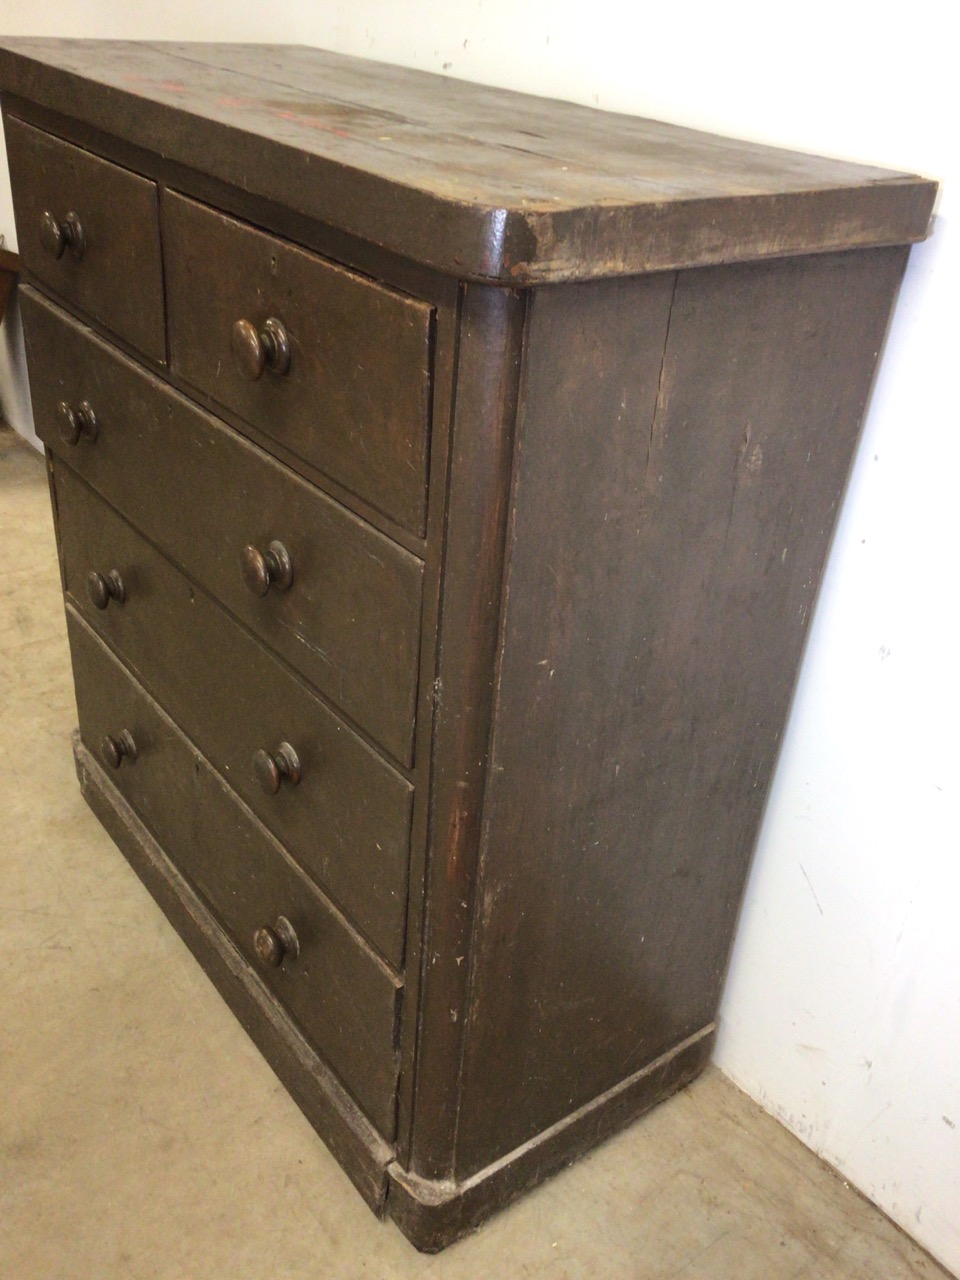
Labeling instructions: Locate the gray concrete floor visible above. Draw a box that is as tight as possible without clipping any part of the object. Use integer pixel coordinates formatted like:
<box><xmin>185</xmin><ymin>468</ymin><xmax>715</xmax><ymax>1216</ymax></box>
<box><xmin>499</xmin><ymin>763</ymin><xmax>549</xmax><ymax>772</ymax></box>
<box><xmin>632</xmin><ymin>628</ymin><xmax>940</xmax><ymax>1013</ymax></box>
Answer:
<box><xmin>0</xmin><ymin>423</ymin><xmax>951</xmax><ymax>1280</ymax></box>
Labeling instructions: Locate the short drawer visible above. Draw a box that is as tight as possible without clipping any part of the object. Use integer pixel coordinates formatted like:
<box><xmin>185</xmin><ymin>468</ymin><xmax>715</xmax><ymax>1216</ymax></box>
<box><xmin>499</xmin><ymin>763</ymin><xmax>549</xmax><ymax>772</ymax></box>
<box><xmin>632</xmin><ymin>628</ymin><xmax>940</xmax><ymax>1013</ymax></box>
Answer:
<box><xmin>54</xmin><ymin>462</ymin><xmax>413</xmax><ymax>970</ymax></box>
<box><xmin>66</xmin><ymin>609</ymin><xmax>401</xmax><ymax>1139</ymax></box>
<box><xmin>22</xmin><ymin>287</ymin><xmax>422</xmax><ymax>767</ymax></box>
<box><xmin>4</xmin><ymin>117</ymin><xmax>165</xmax><ymax>361</ymax></box>
<box><xmin>164</xmin><ymin>191</ymin><xmax>433</xmax><ymax>535</ymax></box>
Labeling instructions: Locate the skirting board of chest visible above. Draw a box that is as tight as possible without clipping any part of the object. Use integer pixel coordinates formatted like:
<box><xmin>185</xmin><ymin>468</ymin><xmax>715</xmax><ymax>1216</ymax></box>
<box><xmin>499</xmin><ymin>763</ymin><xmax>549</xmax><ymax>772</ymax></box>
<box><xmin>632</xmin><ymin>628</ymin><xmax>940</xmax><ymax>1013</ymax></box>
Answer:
<box><xmin>0</xmin><ymin>38</ymin><xmax>935</xmax><ymax>1251</ymax></box>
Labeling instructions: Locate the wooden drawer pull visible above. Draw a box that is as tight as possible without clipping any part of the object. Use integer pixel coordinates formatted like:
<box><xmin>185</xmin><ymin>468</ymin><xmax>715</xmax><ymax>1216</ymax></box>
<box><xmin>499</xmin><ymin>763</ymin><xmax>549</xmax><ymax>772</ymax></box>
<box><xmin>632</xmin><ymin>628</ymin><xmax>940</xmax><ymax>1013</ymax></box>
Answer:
<box><xmin>40</xmin><ymin>209</ymin><xmax>85</xmax><ymax>261</ymax></box>
<box><xmin>100</xmin><ymin>729</ymin><xmax>138</xmax><ymax>769</ymax></box>
<box><xmin>253</xmin><ymin>741</ymin><xmax>301</xmax><ymax>794</ymax></box>
<box><xmin>230</xmin><ymin>316</ymin><xmax>291</xmax><ymax>380</ymax></box>
<box><xmin>240</xmin><ymin>540</ymin><xmax>293</xmax><ymax>596</ymax></box>
<box><xmin>87</xmin><ymin>568</ymin><xmax>126</xmax><ymax>610</ymax></box>
<box><xmin>57</xmin><ymin>398</ymin><xmax>99</xmax><ymax>446</ymax></box>
<box><xmin>253</xmin><ymin>915</ymin><xmax>300</xmax><ymax>968</ymax></box>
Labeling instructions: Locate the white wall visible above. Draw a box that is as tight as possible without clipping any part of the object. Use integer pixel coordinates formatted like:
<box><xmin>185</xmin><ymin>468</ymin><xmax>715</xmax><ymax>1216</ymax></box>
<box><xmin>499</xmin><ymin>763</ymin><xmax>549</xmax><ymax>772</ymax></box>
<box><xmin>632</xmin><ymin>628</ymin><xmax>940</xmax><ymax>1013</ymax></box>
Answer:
<box><xmin>1</xmin><ymin>2</ymin><xmax>956</xmax><ymax>1271</ymax></box>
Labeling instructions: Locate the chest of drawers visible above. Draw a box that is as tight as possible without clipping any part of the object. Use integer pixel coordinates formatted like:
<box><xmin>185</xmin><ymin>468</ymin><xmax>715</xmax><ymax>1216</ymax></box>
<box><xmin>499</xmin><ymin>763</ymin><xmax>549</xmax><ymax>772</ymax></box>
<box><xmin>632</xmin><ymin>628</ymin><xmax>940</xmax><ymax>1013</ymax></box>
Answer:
<box><xmin>0</xmin><ymin>39</ymin><xmax>935</xmax><ymax>1250</ymax></box>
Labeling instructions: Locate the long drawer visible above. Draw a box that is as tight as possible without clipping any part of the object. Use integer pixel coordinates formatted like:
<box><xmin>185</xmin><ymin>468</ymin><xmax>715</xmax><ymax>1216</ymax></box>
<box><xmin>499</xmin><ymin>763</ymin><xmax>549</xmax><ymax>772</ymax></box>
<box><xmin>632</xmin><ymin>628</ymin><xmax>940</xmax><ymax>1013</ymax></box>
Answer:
<box><xmin>4</xmin><ymin>117</ymin><xmax>165</xmax><ymax>362</ymax></box>
<box><xmin>67</xmin><ymin>609</ymin><xmax>401</xmax><ymax>1140</ymax></box>
<box><xmin>54</xmin><ymin>462</ymin><xmax>413</xmax><ymax>970</ymax></box>
<box><xmin>164</xmin><ymin>191</ymin><xmax>434</xmax><ymax>535</ymax></box>
<box><xmin>23</xmin><ymin>287</ymin><xmax>422</xmax><ymax>767</ymax></box>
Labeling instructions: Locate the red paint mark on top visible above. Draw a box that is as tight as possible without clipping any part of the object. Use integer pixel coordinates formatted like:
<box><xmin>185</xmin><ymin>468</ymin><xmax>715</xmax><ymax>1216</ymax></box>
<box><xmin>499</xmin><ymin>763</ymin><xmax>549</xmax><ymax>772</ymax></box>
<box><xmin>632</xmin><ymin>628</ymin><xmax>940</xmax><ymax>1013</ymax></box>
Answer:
<box><xmin>156</xmin><ymin>81</ymin><xmax>187</xmax><ymax>93</ymax></box>
<box><xmin>272</xmin><ymin>108</ymin><xmax>351</xmax><ymax>139</ymax></box>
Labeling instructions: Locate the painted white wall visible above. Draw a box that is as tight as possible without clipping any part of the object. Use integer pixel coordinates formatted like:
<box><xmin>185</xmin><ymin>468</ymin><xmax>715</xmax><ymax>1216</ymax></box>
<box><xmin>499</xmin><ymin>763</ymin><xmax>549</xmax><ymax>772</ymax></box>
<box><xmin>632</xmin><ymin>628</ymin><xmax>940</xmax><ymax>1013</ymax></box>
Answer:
<box><xmin>1</xmin><ymin>2</ymin><xmax>956</xmax><ymax>1271</ymax></box>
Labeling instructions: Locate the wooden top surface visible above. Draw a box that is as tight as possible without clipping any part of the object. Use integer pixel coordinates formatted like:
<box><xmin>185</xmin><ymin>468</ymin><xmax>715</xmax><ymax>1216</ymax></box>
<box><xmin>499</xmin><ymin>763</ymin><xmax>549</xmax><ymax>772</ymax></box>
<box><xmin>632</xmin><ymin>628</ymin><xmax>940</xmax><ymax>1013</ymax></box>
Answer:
<box><xmin>0</xmin><ymin>39</ymin><xmax>937</xmax><ymax>282</ymax></box>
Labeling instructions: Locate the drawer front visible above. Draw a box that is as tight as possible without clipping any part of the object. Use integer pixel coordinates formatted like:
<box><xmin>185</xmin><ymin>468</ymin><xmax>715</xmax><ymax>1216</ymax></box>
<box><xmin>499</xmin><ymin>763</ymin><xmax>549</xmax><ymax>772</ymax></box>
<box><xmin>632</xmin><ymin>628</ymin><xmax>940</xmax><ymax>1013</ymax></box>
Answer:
<box><xmin>164</xmin><ymin>191</ymin><xmax>433</xmax><ymax>535</ymax></box>
<box><xmin>4</xmin><ymin>117</ymin><xmax>165</xmax><ymax>362</ymax></box>
<box><xmin>55</xmin><ymin>463</ymin><xmax>413</xmax><ymax>970</ymax></box>
<box><xmin>66</xmin><ymin>609</ymin><xmax>401</xmax><ymax>1139</ymax></box>
<box><xmin>23</xmin><ymin>287</ymin><xmax>422</xmax><ymax>767</ymax></box>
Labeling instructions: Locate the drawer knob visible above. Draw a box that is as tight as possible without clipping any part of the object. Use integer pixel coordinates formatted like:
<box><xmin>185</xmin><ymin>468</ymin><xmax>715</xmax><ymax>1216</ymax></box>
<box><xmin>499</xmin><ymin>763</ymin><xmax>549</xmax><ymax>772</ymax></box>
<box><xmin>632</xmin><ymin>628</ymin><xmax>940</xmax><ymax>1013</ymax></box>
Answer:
<box><xmin>57</xmin><ymin>399</ymin><xmax>99</xmax><ymax>446</ymax></box>
<box><xmin>40</xmin><ymin>210</ymin><xmax>86</xmax><ymax>261</ymax></box>
<box><xmin>253</xmin><ymin>742</ymin><xmax>301</xmax><ymax>794</ymax></box>
<box><xmin>100</xmin><ymin>730</ymin><xmax>138</xmax><ymax>769</ymax></box>
<box><xmin>241</xmin><ymin>541</ymin><xmax>293</xmax><ymax>596</ymax></box>
<box><xmin>231</xmin><ymin>317</ymin><xmax>291</xmax><ymax>380</ymax></box>
<box><xmin>253</xmin><ymin>916</ymin><xmax>300</xmax><ymax>968</ymax></box>
<box><xmin>87</xmin><ymin>569</ymin><xmax>126</xmax><ymax>610</ymax></box>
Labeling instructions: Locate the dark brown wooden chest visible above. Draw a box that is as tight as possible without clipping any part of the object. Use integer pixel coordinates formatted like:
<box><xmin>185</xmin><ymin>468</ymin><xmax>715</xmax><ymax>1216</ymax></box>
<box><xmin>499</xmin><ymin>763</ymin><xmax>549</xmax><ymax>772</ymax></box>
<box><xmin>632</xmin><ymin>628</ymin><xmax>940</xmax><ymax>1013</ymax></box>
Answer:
<box><xmin>0</xmin><ymin>39</ymin><xmax>935</xmax><ymax>1250</ymax></box>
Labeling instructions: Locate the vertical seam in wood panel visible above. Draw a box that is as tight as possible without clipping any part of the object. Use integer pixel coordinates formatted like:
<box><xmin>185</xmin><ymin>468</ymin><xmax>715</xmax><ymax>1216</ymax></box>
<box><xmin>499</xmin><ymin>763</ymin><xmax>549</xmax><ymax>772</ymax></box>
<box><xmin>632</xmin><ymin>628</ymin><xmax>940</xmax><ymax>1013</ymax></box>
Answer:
<box><xmin>156</xmin><ymin>181</ymin><xmax>170</xmax><ymax>367</ymax></box>
<box><xmin>645</xmin><ymin>271</ymin><xmax>680</xmax><ymax>495</ymax></box>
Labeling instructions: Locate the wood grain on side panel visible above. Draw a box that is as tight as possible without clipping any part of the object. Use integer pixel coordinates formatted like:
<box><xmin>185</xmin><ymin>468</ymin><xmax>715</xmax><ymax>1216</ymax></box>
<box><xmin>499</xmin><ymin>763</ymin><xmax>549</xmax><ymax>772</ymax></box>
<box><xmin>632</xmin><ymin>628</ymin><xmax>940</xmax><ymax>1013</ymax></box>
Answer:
<box><xmin>454</xmin><ymin>248</ymin><xmax>908</xmax><ymax>1175</ymax></box>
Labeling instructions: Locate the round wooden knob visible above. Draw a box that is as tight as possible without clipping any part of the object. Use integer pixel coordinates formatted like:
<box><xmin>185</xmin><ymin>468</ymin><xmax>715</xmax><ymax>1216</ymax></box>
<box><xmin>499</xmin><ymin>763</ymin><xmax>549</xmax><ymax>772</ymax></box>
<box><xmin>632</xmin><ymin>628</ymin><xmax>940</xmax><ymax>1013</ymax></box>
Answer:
<box><xmin>253</xmin><ymin>742</ymin><xmax>301</xmax><ymax>794</ymax></box>
<box><xmin>230</xmin><ymin>317</ymin><xmax>291</xmax><ymax>380</ymax></box>
<box><xmin>40</xmin><ymin>210</ymin><xmax>85</xmax><ymax>261</ymax></box>
<box><xmin>57</xmin><ymin>399</ymin><xmax>99</xmax><ymax>446</ymax></box>
<box><xmin>253</xmin><ymin>916</ymin><xmax>300</xmax><ymax>968</ymax></box>
<box><xmin>240</xmin><ymin>541</ymin><xmax>293</xmax><ymax>596</ymax></box>
<box><xmin>100</xmin><ymin>730</ymin><xmax>138</xmax><ymax>769</ymax></box>
<box><xmin>87</xmin><ymin>569</ymin><xmax>126</xmax><ymax>610</ymax></box>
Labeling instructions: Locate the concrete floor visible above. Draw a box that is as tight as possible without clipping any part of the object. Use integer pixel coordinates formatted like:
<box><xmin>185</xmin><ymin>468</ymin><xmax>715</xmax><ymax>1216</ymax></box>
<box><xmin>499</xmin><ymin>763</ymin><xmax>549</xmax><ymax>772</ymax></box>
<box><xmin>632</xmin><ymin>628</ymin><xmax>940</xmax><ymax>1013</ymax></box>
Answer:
<box><xmin>0</xmin><ymin>423</ymin><xmax>951</xmax><ymax>1280</ymax></box>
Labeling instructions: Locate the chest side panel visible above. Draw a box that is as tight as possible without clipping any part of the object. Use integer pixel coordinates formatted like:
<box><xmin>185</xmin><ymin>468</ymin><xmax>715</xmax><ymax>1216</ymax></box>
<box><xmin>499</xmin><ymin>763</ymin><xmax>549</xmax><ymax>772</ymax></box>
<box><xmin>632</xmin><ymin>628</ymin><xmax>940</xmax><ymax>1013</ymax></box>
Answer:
<box><xmin>453</xmin><ymin>247</ymin><xmax>908</xmax><ymax>1176</ymax></box>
